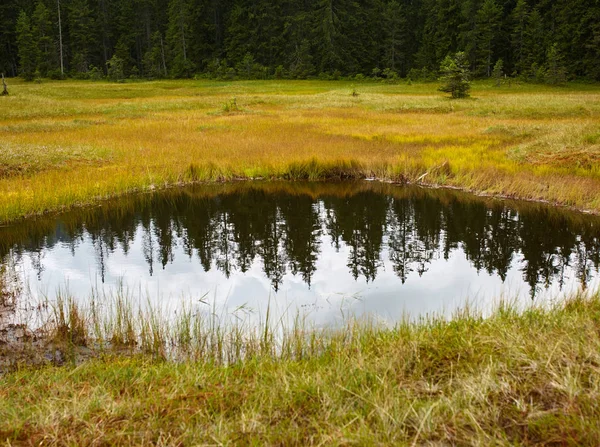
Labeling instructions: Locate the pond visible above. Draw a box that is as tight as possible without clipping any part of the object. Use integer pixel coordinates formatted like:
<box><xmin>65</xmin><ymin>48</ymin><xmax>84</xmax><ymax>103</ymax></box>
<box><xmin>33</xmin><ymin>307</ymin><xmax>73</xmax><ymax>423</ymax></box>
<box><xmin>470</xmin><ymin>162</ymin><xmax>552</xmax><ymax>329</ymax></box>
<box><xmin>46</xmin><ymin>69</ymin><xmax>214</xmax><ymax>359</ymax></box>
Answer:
<box><xmin>1</xmin><ymin>182</ymin><xmax>600</xmax><ymax>326</ymax></box>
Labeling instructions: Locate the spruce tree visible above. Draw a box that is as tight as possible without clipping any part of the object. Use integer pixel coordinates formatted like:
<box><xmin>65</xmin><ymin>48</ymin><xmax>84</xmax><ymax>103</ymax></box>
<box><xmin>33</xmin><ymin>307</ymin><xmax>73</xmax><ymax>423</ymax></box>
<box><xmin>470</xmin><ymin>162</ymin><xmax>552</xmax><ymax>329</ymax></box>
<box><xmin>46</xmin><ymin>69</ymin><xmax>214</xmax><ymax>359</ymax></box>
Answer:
<box><xmin>167</xmin><ymin>0</ymin><xmax>195</xmax><ymax>77</ymax></box>
<box><xmin>511</xmin><ymin>0</ymin><xmax>529</xmax><ymax>74</ymax></box>
<box><xmin>523</xmin><ymin>9</ymin><xmax>545</xmax><ymax>77</ymax></box>
<box><xmin>32</xmin><ymin>2</ymin><xmax>55</xmax><ymax>77</ymax></box>
<box><xmin>492</xmin><ymin>58</ymin><xmax>503</xmax><ymax>86</ymax></box>
<box><xmin>545</xmin><ymin>44</ymin><xmax>567</xmax><ymax>85</ymax></box>
<box><xmin>68</xmin><ymin>0</ymin><xmax>95</xmax><ymax>75</ymax></box>
<box><xmin>16</xmin><ymin>11</ymin><xmax>37</xmax><ymax>81</ymax></box>
<box><xmin>474</xmin><ymin>0</ymin><xmax>501</xmax><ymax>77</ymax></box>
<box><xmin>0</xmin><ymin>2</ymin><xmax>18</xmax><ymax>77</ymax></box>
<box><xmin>143</xmin><ymin>31</ymin><xmax>168</xmax><ymax>78</ymax></box>
<box><xmin>107</xmin><ymin>54</ymin><xmax>125</xmax><ymax>82</ymax></box>
<box><xmin>316</xmin><ymin>0</ymin><xmax>344</xmax><ymax>74</ymax></box>
<box><xmin>439</xmin><ymin>51</ymin><xmax>471</xmax><ymax>98</ymax></box>
<box><xmin>588</xmin><ymin>15</ymin><xmax>600</xmax><ymax>80</ymax></box>
<box><xmin>289</xmin><ymin>39</ymin><xmax>315</xmax><ymax>79</ymax></box>
<box><xmin>383</xmin><ymin>1</ymin><xmax>409</xmax><ymax>75</ymax></box>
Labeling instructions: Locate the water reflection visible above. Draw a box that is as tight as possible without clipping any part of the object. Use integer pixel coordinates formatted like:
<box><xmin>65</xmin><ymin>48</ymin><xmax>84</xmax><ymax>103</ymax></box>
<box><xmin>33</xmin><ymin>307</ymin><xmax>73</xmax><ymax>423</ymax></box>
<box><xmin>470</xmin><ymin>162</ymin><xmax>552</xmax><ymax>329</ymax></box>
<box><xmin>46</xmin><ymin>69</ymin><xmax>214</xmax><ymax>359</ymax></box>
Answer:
<box><xmin>1</xmin><ymin>182</ymin><xmax>599</xmax><ymax>321</ymax></box>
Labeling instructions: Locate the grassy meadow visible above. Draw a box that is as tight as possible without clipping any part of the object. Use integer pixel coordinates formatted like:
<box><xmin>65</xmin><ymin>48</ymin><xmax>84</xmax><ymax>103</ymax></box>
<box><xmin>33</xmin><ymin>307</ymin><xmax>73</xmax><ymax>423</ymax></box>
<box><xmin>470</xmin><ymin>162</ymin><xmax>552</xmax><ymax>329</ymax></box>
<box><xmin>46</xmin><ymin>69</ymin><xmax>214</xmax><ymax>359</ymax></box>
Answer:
<box><xmin>1</xmin><ymin>78</ymin><xmax>600</xmax><ymax>223</ymax></box>
<box><xmin>2</xmin><ymin>293</ymin><xmax>600</xmax><ymax>445</ymax></box>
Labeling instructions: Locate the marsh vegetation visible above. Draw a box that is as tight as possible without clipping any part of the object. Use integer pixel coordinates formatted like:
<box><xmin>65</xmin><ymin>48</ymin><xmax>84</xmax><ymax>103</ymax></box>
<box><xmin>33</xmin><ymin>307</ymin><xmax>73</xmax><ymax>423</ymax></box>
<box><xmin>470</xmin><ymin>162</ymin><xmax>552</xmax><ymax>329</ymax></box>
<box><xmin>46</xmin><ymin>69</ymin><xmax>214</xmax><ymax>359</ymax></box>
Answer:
<box><xmin>1</xmin><ymin>79</ymin><xmax>600</xmax><ymax>225</ymax></box>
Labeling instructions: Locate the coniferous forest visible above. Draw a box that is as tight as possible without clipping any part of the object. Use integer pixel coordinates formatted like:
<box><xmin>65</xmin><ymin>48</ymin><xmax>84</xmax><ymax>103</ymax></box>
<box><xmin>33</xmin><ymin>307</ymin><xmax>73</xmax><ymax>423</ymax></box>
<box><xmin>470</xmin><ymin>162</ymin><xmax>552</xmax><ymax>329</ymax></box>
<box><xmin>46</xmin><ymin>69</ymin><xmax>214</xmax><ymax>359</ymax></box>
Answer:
<box><xmin>1</xmin><ymin>0</ymin><xmax>599</xmax><ymax>81</ymax></box>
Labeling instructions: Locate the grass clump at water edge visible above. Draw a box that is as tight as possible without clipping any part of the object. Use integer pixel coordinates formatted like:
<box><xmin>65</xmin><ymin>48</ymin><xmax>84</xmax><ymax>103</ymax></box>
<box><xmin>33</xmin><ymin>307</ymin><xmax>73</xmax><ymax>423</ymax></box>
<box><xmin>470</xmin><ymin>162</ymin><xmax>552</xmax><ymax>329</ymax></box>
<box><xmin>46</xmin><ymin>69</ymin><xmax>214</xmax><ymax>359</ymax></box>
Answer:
<box><xmin>1</xmin><ymin>291</ymin><xmax>600</xmax><ymax>445</ymax></box>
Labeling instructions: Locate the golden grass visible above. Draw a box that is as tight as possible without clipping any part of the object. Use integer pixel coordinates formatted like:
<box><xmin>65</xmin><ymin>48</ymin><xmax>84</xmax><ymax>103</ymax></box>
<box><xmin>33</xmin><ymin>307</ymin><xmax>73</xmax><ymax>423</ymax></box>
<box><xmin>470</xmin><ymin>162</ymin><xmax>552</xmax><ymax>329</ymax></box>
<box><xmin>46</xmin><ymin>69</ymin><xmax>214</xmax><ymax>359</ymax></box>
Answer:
<box><xmin>1</xmin><ymin>79</ymin><xmax>599</xmax><ymax>223</ymax></box>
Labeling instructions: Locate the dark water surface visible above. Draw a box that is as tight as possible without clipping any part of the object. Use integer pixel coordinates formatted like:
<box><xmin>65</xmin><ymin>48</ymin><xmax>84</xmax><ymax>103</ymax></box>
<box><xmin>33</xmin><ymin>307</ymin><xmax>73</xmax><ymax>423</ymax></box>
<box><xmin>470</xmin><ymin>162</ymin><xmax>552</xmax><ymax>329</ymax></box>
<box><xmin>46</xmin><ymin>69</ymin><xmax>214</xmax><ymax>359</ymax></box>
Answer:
<box><xmin>2</xmin><ymin>182</ymin><xmax>600</xmax><ymax>324</ymax></box>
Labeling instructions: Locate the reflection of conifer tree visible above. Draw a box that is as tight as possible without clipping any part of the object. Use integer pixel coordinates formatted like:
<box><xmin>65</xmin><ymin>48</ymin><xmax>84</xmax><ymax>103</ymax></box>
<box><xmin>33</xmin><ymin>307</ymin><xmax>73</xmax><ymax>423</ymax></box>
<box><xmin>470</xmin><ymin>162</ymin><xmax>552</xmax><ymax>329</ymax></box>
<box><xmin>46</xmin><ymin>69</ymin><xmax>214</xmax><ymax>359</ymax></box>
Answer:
<box><xmin>179</xmin><ymin>198</ymin><xmax>217</xmax><ymax>272</ymax></box>
<box><xmin>91</xmin><ymin>232</ymin><xmax>107</xmax><ymax>283</ymax></box>
<box><xmin>549</xmin><ymin>217</ymin><xmax>578</xmax><ymax>290</ymax></box>
<box><xmin>324</xmin><ymin>204</ymin><xmax>343</xmax><ymax>251</ymax></box>
<box><xmin>578</xmin><ymin>226</ymin><xmax>600</xmax><ymax>289</ymax></box>
<box><xmin>226</xmin><ymin>193</ymin><xmax>259</xmax><ymax>274</ymax></box>
<box><xmin>258</xmin><ymin>195</ymin><xmax>287</xmax><ymax>292</ymax></box>
<box><xmin>451</xmin><ymin>200</ymin><xmax>487</xmax><ymax>272</ymax></box>
<box><xmin>103</xmin><ymin>227</ymin><xmax>118</xmax><ymax>253</ymax></box>
<box><xmin>411</xmin><ymin>195</ymin><xmax>443</xmax><ymax>276</ymax></box>
<box><xmin>519</xmin><ymin>210</ymin><xmax>563</xmax><ymax>298</ymax></box>
<box><xmin>323</xmin><ymin>195</ymin><xmax>362</xmax><ymax>279</ymax></box>
<box><xmin>117</xmin><ymin>225</ymin><xmax>134</xmax><ymax>256</ymax></box>
<box><xmin>387</xmin><ymin>197</ymin><xmax>415</xmax><ymax>284</ymax></box>
<box><xmin>30</xmin><ymin>250</ymin><xmax>45</xmax><ymax>281</ymax></box>
<box><xmin>574</xmin><ymin>229</ymin><xmax>600</xmax><ymax>291</ymax></box>
<box><xmin>214</xmin><ymin>211</ymin><xmax>237</xmax><ymax>278</ymax></box>
<box><xmin>482</xmin><ymin>206</ymin><xmax>520</xmax><ymax>281</ymax></box>
<box><xmin>153</xmin><ymin>205</ymin><xmax>176</xmax><ymax>269</ymax></box>
<box><xmin>326</xmin><ymin>192</ymin><xmax>387</xmax><ymax>283</ymax></box>
<box><xmin>221</xmin><ymin>191</ymin><xmax>266</xmax><ymax>274</ymax></box>
<box><xmin>443</xmin><ymin>197</ymin><xmax>470</xmax><ymax>260</ymax></box>
<box><xmin>141</xmin><ymin>221</ymin><xmax>155</xmax><ymax>277</ymax></box>
<box><xmin>67</xmin><ymin>237</ymin><xmax>78</xmax><ymax>257</ymax></box>
<box><xmin>279</xmin><ymin>194</ymin><xmax>322</xmax><ymax>287</ymax></box>
<box><xmin>181</xmin><ymin>229</ymin><xmax>193</xmax><ymax>259</ymax></box>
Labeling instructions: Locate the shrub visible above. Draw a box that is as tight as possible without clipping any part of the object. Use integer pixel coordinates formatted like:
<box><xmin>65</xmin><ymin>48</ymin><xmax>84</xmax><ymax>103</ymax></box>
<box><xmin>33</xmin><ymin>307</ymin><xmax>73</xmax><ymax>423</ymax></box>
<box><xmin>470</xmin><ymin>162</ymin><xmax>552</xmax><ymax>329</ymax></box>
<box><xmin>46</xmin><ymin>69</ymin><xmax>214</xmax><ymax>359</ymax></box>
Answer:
<box><xmin>88</xmin><ymin>65</ymin><xmax>104</xmax><ymax>81</ymax></box>
<box><xmin>382</xmin><ymin>68</ymin><xmax>399</xmax><ymax>84</ymax></box>
<box><xmin>545</xmin><ymin>44</ymin><xmax>567</xmax><ymax>86</ymax></box>
<box><xmin>492</xmin><ymin>59</ymin><xmax>504</xmax><ymax>86</ymax></box>
<box><xmin>107</xmin><ymin>55</ymin><xmax>125</xmax><ymax>82</ymax></box>
<box><xmin>274</xmin><ymin>65</ymin><xmax>285</xmax><ymax>79</ymax></box>
<box><xmin>48</xmin><ymin>69</ymin><xmax>65</xmax><ymax>80</ymax></box>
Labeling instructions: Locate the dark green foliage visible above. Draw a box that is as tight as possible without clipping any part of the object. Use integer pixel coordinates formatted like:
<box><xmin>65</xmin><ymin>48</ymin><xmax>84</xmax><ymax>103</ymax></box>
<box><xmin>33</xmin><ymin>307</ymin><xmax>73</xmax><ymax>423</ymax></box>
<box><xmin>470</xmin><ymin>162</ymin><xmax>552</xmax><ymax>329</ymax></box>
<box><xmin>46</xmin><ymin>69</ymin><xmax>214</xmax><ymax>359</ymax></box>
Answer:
<box><xmin>32</xmin><ymin>2</ymin><xmax>55</xmax><ymax>77</ymax></box>
<box><xmin>68</xmin><ymin>0</ymin><xmax>95</xmax><ymax>76</ymax></box>
<box><xmin>382</xmin><ymin>1</ymin><xmax>409</xmax><ymax>75</ymax></box>
<box><xmin>106</xmin><ymin>54</ymin><xmax>125</xmax><ymax>82</ymax></box>
<box><xmin>289</xmin><ymin>40</ymin><xmax>315</xmax><ymax>79</ymax></box>
<box><xmin>439</xmin><ymin>52</ymin><xmax>471</xmax><ymax>98</ymax></box>
<box><xmin>88</xmin><ymin>65</ymin><xmax>103</xmax><ymax>80</ymax></box>
<box><xmin>16</xmin><ymin>11</ymin><xmax>36</xmax><ymax>81</ymax></box>
<box><xmin>2</xmin><ymin>0</ymin><xmax>599</xmax><ymax>81</ymax></box>
<box><xmin>545</xmin><ymin>44</ymin><xmax>567</xmax><ymax>85</ymax></box>
<box><xmin>492</xmin><ymin>59</ymin><xmax>503</xmax><ymax>86</ymax></box>
<box><xmin>143</xmin><ymin>32</ymin><xmax>168</xmax><ymax>79</ymax></box>
<box><xmin>473</xmin><ymin>0</ymin><xmax>502</xmax><ymax>77</ymax></box>
<box><xmin>511</xmin><ymin>0</ymin><xmax>529</xmax><ymax>74</ymax></box>
<box><xmin>167</xmin><ymin>0</ymin><xmax>195</xmax><ymax>78</ymax></box>
<box><xmin>522</xmin><ymin>9</ymin><xmax>545</xmax><ymax>79</ymax></box>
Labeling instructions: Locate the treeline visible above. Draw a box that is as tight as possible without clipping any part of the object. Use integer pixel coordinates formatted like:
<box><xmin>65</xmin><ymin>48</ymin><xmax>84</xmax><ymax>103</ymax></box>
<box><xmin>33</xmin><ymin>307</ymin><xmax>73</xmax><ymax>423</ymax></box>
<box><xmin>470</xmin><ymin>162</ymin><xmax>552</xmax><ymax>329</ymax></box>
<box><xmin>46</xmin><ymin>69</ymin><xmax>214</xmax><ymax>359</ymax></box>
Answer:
<box><xmin>1</xmin><ymin>0</ymin><xmax>599</xmax><ymax>81</ymax></box>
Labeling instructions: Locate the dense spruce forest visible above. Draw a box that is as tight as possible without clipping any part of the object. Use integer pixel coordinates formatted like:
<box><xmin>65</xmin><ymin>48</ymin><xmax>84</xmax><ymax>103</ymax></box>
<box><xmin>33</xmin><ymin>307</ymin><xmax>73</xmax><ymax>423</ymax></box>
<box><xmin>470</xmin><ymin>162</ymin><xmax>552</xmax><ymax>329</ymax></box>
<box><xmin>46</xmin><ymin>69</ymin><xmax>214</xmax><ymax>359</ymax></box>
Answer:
<box><xmin>1</xmin><ymin>0</ymin><xmax>599</xmax><ymax>81</ymax></box>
